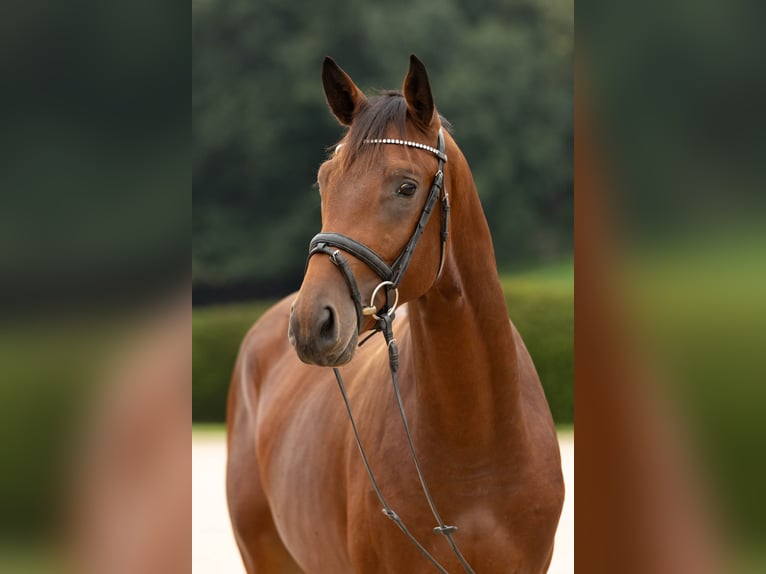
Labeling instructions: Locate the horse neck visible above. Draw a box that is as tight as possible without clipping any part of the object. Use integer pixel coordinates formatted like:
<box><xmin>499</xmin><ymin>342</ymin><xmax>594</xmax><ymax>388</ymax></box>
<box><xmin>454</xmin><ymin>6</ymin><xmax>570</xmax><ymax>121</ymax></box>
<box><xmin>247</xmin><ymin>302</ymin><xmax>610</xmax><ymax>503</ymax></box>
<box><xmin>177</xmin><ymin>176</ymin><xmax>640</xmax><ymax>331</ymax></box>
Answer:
<box><xmin>406</xmin><ymin>143</ymin><xmax>522</xmax><ymax>455</ymax></box>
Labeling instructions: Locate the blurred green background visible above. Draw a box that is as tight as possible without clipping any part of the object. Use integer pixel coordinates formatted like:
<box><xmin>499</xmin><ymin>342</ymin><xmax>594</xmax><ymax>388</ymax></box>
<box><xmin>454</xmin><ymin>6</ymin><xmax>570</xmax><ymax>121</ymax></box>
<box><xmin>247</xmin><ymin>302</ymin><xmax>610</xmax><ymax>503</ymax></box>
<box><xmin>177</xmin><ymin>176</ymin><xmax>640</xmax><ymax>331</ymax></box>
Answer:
<box><xmin>192</xmin><ymin>0</ymin><xmax>574</xmax><ymax>425</ymax></box>
<box><xmin>192</xmin><ymin>0</ymin><xmax>574</xmax><ymax>431</ymax></box>
<box><xmin>193</xmin><ymin>263</ymin><xmax>574</xmax><ymax>424</ymax></box>
<box><xmin>192</xmin><ymin>0</ymin><xmax>573</xmax><ymax>302</ymax></box>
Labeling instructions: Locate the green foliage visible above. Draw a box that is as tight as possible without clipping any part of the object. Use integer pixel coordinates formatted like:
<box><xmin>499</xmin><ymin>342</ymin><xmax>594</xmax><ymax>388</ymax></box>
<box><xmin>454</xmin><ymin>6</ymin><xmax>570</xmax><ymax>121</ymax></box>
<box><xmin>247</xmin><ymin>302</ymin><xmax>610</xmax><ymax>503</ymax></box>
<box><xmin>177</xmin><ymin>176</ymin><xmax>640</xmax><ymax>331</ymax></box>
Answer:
<box><xmin>0</xmin><ymin>323</ymin><xmax>117</xmax><ymax>543</ymax></box>
<box><xmin>192</xmin><ymin>265</ymin><xmax>573</xmax><ymax>424</ymax></box>
<box><xmin>193</xmin><ymin>0</ymin><xmax>573</xmax><ymax>296</ymax></box>
<box><xmin>192</xmin><ymin>301</ymin><xmax>274</xmax><ymax>422</ymax></box>
<box><xmin>501</xmin><ymin>262</ymin><xmax>574</xmax><ymax>425</ymax></box>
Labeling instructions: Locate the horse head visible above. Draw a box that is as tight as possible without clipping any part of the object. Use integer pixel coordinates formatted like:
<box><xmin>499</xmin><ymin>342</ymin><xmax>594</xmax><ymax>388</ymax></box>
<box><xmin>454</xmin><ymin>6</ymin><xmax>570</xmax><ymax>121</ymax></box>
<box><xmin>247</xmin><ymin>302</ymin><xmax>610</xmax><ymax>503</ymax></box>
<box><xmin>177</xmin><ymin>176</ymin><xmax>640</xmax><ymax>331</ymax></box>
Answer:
<box><xmin>289</xmin><ymin>55</ymin><xmax>449</xmax><ymax>366</ymax></box>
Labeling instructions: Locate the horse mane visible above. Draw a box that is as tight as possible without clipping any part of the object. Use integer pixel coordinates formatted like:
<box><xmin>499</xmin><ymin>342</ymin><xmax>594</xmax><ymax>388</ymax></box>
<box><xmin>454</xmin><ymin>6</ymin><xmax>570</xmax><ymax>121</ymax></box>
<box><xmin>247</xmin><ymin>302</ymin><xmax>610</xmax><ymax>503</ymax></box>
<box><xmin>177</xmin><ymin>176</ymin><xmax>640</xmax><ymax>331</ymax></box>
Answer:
<box><xmin>332</xmin><ymin>90</ymin><xmax>452</xmax><ymax>170</ymax></box>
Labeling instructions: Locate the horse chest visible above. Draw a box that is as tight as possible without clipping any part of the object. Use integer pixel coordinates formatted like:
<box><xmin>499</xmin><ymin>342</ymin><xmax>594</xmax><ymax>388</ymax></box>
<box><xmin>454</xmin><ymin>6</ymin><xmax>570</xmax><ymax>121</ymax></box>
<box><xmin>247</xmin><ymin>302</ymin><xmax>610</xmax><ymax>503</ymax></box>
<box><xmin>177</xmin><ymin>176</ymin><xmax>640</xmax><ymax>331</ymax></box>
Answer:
<box><xmin>345</xmin><ymin>498</ymin><xmax>525</xmax><ymax>573</ymax></box>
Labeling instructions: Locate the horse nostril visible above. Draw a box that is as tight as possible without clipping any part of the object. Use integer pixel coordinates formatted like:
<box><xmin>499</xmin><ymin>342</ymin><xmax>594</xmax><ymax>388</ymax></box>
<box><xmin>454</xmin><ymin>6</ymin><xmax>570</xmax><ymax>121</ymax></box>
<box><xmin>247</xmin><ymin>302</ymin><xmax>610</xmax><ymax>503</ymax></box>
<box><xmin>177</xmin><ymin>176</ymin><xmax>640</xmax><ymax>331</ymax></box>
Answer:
<box><xmin>318</xmin><ymin>305</ymin><xmax>337</xmax><ymax>343</ymax></box>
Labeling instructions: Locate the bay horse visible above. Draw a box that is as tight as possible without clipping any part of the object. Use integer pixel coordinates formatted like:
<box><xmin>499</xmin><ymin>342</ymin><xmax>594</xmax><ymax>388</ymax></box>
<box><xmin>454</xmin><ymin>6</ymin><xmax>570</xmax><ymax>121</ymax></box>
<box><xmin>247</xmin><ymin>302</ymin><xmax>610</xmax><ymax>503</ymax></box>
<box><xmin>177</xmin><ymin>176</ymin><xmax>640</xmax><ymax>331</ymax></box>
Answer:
<box><xmin>227</xmin><ymin>55</ymin><xmax>564</xmax><ymax>573</ymax></box>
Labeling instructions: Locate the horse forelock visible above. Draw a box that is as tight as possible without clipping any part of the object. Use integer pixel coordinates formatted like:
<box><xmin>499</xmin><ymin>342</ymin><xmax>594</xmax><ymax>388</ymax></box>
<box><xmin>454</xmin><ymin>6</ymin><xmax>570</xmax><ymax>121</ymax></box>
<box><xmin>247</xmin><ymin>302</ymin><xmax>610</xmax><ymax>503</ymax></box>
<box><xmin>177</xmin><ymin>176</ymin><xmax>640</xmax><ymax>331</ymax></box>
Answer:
<box><xmin>327</xmin><ymin>90</ymin><xmax>452</xmax><ymax>171</ymax></box>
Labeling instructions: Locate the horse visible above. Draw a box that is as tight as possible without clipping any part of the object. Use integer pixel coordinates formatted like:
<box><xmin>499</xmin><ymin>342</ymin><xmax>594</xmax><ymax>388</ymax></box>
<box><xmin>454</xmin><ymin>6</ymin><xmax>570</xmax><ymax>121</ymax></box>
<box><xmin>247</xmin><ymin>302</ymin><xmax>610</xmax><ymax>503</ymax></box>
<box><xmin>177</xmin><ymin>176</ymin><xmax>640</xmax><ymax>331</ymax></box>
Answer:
<box><xmin>226</xmin><ymin>55</ymin><xmax>564</xmax><ymax>573</ymax></box>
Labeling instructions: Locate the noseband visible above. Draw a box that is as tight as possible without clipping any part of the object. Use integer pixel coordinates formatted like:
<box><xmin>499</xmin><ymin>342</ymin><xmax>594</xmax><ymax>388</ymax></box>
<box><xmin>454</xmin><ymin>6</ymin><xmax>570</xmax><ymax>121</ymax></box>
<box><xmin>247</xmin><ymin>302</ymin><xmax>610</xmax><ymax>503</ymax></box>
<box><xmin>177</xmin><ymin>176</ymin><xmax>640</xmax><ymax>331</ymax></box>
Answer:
<box><xmin>308</xmin><ymin>128</ymin><xmax>449</xmax><ymax>333</ymax></box>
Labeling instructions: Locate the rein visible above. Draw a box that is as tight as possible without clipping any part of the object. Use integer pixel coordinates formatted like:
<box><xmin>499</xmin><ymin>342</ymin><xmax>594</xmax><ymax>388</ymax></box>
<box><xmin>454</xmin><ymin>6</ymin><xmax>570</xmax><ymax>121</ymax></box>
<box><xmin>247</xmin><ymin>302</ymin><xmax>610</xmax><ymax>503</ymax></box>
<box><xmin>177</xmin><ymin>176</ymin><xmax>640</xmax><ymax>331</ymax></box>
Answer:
<box><xmin>306</xmin><ymin>129</ymin><xmax>476</xmax><ymax>574</ymax></box>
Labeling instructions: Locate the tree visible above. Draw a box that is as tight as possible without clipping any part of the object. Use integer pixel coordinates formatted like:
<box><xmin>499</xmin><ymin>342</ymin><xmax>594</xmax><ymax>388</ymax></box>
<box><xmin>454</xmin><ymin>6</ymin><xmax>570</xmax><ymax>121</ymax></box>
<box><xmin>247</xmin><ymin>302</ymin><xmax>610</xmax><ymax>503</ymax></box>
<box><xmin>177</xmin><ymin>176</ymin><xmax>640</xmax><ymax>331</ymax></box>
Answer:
<box><xmin>193</xmin><ymin>0</ymin><xmax>573</xmax><ymax>300</ymax></box>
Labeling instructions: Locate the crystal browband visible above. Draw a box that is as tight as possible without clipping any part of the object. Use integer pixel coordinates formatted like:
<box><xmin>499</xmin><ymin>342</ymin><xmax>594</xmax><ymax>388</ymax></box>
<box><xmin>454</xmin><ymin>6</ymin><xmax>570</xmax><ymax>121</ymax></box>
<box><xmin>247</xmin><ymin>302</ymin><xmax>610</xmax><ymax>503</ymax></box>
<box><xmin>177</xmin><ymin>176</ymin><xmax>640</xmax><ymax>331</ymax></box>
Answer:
<box><xmin>363</xmin><ymin>131</ymin><xmax>448</xmax><ymax>163</ymax></box>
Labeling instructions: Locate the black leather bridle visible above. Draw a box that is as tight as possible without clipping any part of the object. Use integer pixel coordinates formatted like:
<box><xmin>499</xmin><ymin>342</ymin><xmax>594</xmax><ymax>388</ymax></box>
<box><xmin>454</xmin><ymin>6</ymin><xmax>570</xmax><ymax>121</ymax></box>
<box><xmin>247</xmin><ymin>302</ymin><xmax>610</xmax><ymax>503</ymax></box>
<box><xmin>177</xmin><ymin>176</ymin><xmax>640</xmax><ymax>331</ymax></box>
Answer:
<box><xmin>308</xmin><ymin>128</ymin><xmax>449</xmax><ymax>334</ymax></box>
<box><xmin>303</xmin><ymin>128</ymin><xmax>477</xmax><ymax>573</ymax></box>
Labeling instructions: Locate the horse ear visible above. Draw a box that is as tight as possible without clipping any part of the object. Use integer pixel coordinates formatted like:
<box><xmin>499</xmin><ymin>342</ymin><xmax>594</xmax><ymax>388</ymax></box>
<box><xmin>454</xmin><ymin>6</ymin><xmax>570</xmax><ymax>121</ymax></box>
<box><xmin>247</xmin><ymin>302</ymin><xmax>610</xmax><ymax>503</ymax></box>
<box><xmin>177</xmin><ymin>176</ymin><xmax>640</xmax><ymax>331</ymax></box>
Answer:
<box><xmin>322</xmin><ymin>57</ymin><xmax>367</xmax><ymax>126</ymax></box>
<box><xmin>403</xmin><ymin>54</ymin><xmax>436</xmax><ymax>128</ymax></box>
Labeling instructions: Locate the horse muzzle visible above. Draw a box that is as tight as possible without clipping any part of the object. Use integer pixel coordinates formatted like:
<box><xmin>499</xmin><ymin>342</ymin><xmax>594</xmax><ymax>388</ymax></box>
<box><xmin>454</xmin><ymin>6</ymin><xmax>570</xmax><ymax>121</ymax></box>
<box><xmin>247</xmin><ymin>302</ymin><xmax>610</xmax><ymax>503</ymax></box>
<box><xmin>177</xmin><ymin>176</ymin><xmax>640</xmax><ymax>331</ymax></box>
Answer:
<box><xmin>288</xmin><ymin>295</ymin><xmax>358</xmax><ymax>367</ymax></box>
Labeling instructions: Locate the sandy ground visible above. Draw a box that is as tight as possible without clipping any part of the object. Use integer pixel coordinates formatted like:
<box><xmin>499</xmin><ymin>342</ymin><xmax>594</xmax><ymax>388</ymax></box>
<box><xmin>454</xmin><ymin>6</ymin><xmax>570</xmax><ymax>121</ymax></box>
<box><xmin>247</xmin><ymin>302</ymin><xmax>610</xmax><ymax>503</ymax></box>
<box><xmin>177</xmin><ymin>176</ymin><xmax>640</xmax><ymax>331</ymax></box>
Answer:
<box><xmin>192</xmin><ymin>431</ymin><xmax>574</xmax><ymax>573</ymax></box>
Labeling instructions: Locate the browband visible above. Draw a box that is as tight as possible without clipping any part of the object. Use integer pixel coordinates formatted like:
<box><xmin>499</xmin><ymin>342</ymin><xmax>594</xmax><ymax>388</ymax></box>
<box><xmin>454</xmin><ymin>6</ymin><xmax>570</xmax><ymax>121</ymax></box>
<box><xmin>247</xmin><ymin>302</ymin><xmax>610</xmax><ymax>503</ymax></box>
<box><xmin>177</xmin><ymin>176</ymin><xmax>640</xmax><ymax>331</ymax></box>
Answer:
<box><xmin>363</xmin><ymin>137</ymin><xmax>448</xmax><ymax>163</ymax></box>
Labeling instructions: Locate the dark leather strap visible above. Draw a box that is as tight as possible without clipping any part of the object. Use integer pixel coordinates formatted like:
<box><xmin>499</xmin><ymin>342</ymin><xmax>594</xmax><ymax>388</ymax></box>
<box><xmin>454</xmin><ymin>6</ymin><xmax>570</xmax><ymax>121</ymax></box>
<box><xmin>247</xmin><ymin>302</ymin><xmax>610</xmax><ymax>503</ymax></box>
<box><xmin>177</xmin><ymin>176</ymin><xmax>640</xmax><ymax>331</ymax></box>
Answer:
<box><xmin>390</xmin><ymin>167</ymin><xmax>444</xmax><ymax>286</ymax></box>
<box><xmin>331</xmin><ymin>313</ymin><xmax>476</xmax><ymax>574</ymax></box>
<box><xmin>309</xmin><ymin>243</ymin><xmax>366</xmax><ymax>333</ymax></box>
<box><xmin>310</xmin><ymin>233</ymin><xmax>393</xmax><ymax>281</ymax></box>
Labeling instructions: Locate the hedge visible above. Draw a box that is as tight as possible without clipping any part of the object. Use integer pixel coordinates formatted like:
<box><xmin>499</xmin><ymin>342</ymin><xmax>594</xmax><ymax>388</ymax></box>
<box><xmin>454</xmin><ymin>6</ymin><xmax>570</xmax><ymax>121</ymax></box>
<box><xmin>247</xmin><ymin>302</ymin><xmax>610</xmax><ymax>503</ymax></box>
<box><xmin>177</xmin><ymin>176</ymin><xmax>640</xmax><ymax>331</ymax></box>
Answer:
<box><xmin>192</xmin><ymin>301</ymin><xmax>274</xmax><ymax>423</ymax></box>
<box><xmin>193</xmin><ymin>273</ymin><xmax>573</xmax><ymax>425</ymax></box>
<box><xmin>501</xmin><ymin>275</ymin><xmax>574</xmax><ymax>426</ymax></box>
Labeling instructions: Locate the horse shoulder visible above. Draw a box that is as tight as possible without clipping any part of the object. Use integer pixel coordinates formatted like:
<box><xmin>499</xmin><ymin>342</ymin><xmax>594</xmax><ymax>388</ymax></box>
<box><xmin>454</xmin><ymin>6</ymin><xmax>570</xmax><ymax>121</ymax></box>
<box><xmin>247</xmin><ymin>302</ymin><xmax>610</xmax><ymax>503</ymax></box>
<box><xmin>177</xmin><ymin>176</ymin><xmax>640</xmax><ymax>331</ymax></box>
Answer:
<box><xmin>227</xmin><ymin>294</ymin><xmax>296</xmax><ymax>458</ymax></box>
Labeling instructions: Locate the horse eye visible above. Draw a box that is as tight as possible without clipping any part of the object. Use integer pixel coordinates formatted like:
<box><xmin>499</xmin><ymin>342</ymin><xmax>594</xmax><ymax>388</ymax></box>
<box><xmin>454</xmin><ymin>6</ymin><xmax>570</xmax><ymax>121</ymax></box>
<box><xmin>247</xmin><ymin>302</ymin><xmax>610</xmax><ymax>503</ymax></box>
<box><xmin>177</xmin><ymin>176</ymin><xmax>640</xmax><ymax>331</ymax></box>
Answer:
<box><xmin>396</xmin><ymin>182</ymin><xmax>417</xmax><ymax>197</ymax></box>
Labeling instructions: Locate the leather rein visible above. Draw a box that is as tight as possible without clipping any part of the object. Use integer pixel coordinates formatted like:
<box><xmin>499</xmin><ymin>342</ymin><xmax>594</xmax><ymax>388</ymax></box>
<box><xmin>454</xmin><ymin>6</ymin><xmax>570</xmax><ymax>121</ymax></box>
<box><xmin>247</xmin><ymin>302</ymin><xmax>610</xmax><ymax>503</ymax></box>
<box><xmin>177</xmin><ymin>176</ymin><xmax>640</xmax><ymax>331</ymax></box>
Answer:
<box><xmin>306</xmin><ymin>129</ymin><xmax>476</xmax><ymax>574</ymax></box>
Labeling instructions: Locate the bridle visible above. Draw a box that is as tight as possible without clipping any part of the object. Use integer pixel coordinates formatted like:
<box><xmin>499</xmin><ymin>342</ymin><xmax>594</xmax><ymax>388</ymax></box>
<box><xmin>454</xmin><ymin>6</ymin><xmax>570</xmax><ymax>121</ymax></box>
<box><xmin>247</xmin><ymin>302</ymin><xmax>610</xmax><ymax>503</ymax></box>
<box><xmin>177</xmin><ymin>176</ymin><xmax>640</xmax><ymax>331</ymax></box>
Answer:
<box><xmin>305</xmin><ymin>128</ymin><xmax>477</xmax><ymax>574</ymax></box>
<box><xmin>308</xmin><ymin>128</ymin><xmax>450</xmax><ymax>333</ymax></box>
